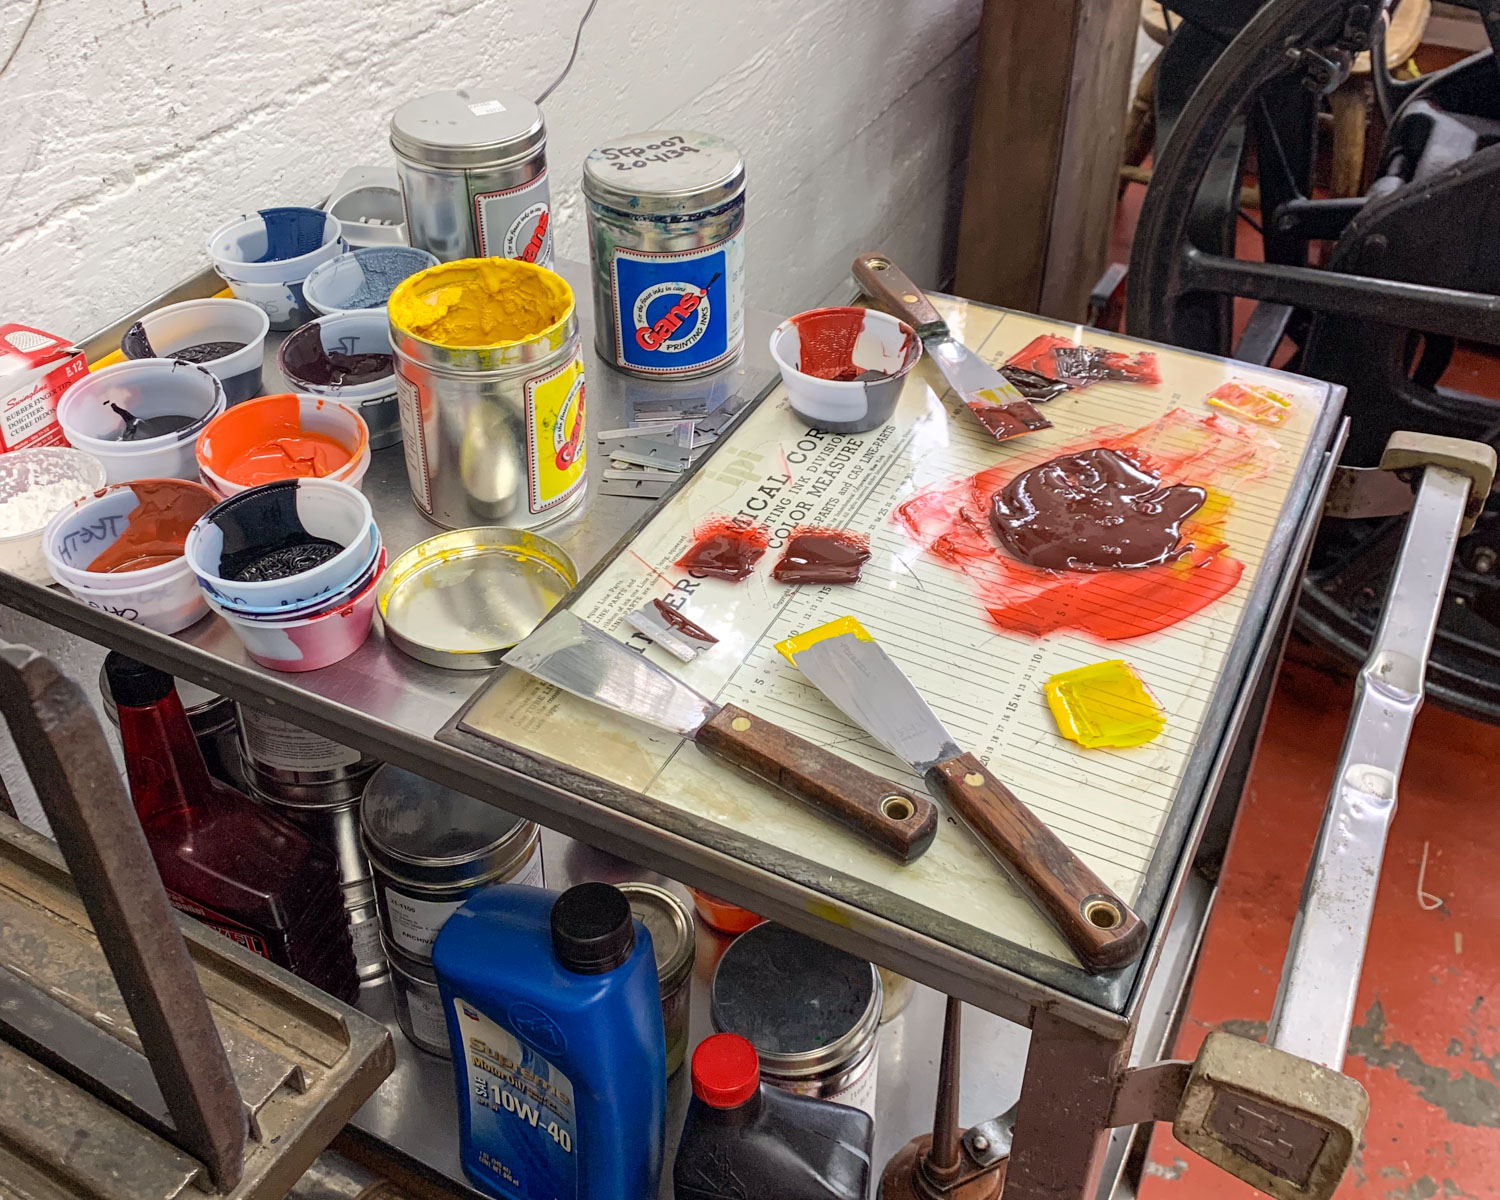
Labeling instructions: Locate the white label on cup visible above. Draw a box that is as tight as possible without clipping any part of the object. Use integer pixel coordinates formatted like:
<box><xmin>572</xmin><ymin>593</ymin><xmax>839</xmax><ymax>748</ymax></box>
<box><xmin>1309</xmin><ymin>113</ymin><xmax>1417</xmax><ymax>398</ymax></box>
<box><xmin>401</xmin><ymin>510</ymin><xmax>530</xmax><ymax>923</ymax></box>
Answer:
<box><xmin>468</xmin><ymin>100</ymin><xmax>506</xmax><ymax>116</ymax></box>
<box><xmin>350</xmin><ymin>913</ymin><xmax>385</xmax><ymax>974</ymax></box>
<box><xmin>405</xmin><ymin>982</ymin><xmax>449</xmax><ymax>1048</ymax></box>
<box><xmin>474</xmin><ymin>171</ymin><xmax>552</xmax><ymax>269</ymax></box>
<box><xmin>239</xmin><ymin>710</ymin><xmax>361</xmax><ymax>770</ymax></box>
<box><xmin>385</xmin><ymin>889</ymin><xmax>463</xmax><ymax>958</ymax></box>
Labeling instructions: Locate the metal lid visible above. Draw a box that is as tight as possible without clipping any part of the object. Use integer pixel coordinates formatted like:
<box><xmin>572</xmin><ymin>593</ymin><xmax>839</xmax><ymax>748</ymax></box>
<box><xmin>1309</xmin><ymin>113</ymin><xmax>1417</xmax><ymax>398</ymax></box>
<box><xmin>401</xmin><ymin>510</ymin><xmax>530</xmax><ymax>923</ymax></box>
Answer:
<box><xmin>709</xmin><ymin>923</ymin><xmax>881</xmax><ymax>1079</ymax></box>
<box><xmin>618</xmin><ymin>883</ymin><xmax>694</xmax><ymax>994</ymax></box>
<box><xmin>360</xmin><ymin>763</ymin><xmax>532</xmax><ymax>887</ymax></box>
<box><xmin>582</xmin><ymin>131</ymin><xmax>745</xmax><ymax>215</ymax></box>
<box><xmin>390</xmin><ymin>88</ymin><xmax>546</xmax><ymax>170</ymax></box>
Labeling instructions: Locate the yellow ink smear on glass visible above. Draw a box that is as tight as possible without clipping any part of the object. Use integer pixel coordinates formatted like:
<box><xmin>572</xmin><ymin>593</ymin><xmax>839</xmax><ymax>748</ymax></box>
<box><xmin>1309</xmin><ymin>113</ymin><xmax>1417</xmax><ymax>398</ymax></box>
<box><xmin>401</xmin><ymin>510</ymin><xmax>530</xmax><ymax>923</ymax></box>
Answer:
<box><xmin>1206</xmin><ymin>380</ymin><xmax>1293</xmax><ymax>426</ymax></box>
<box><xmin>1044</xmin><ymin>660</ymin><xmax>1165</xmax><ymax>749</ymax></box>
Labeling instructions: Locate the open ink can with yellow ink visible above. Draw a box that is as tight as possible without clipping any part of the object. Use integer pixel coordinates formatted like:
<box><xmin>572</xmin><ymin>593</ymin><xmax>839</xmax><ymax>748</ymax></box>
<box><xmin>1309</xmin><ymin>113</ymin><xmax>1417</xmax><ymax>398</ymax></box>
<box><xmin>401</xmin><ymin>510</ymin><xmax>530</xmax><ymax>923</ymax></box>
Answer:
<box><xmin>386</xmin><ymin>258</ymin><xmax>587</xmax><ymax>530</ymax></box>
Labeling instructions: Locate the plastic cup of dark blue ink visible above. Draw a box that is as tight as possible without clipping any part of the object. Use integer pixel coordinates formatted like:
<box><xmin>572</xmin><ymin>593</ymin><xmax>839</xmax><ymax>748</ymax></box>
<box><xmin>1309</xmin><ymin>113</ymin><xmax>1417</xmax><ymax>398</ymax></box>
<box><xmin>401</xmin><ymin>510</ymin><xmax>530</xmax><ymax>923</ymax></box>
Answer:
<box><xmin>120</xmin><ymin>298</ymin><xmax>270</xmax><ymax>404</ymax></box>
<box><xmin>207</xmin><ymin>207</ymin><xmax>346</xmax><ymax>331</ymax></box>
<box><xmin>303</xmin><ymin>246</ymin><xmax>439</xmax><ymax>316</ymax></box>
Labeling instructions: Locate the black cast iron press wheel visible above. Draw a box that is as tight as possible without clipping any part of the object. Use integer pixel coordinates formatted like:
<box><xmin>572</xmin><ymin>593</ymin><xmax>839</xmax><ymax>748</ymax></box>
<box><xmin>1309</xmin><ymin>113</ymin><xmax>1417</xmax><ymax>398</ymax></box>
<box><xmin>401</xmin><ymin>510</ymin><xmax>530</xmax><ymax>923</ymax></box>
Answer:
<box><xmin>1128</xmin><ymin>0</ymin><xmax>1500</xmax><ymax>722</ymax></box>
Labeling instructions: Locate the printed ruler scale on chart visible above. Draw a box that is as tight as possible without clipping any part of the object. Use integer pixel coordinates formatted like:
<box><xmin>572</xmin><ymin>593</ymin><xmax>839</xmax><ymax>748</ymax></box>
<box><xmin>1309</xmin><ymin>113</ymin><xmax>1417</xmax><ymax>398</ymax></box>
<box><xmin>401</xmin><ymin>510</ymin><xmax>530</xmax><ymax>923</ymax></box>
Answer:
<box><xmin>458</xmin><ymin>296</ymin><xmax>1333</xmax><ymax>968</ymax></box>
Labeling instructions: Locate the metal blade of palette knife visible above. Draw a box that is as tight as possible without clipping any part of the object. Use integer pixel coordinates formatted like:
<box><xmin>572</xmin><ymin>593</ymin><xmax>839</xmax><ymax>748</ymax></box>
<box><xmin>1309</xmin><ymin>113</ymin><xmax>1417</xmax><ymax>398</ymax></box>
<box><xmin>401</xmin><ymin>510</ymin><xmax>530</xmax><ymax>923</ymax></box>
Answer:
<box><xmin>787</xmin><ymin>626</ymin><xmax>961</xmax><ymax>772</ymax></box>
<box><xmin>502</xmin><ymin>611</ymin><xmax>718</xmax><ymax>737</ymax></box>
<box><xmin>927</xmin><ymin>339</ymin><xmax>1052</xmax><ymax>441</ymax></box>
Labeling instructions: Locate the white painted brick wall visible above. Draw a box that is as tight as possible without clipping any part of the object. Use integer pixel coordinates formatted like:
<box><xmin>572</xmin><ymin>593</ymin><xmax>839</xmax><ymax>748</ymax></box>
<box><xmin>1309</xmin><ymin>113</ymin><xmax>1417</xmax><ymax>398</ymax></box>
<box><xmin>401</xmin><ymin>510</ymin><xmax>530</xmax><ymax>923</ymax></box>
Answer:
<box><xmin>0</xmin><ymin>0</ymin><xmax>979</xmax><ymax>829</ymax></box>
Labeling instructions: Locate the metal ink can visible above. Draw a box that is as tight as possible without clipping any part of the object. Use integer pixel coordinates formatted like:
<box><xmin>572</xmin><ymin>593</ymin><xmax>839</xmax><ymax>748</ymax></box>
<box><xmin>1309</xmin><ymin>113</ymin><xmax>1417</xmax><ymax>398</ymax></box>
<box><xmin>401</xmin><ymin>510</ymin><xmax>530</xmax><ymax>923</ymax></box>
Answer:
<box><xmin>710</xmin><ymin>922</ymin><xmax>882</xmax><ymax>1120</ymax></box>
<box><xmin>386</xmin><ymin>941</ymin><xmax>451</xmax><ymax>1057</ymax></box>
<box><xmin>582</xmin><ymin>131</ymin><xmax>746</xmax><ymax>378</ymax></box>
<box><xmin>388</xmin><ymin>258</ymin><xmax>587</xmax><ymax>529</ymax></box>
<box><xmin>235</xmin><ymin>707</ymin><xmax>379</xmax><ymax>803</ymax></box>
<box><xmin>390</xmin><ymin>87</ymin><xmax>553</xmax><ymax>268</ymax></box>
<box><xmin>360</xmin><ymin>764</ymin><xmax>544</xmax><ymax>964</ymax></box>
<box><xmin>246</xmin><ymin>780</ymin><xmax>388</xmax><ymax>984</ymax></box>
<box><xmin>618</xmin><ymin>883</ymin><xmax>695</xmax><ymax>1076</ymax></box>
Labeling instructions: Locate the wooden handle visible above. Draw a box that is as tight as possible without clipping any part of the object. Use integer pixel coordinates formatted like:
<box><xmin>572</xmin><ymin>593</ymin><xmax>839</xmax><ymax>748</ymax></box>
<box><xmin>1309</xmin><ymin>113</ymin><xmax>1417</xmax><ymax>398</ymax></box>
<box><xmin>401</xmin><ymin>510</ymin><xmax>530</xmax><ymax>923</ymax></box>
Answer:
<box><xmin>696</xmin><ymin>704</ymin><xmax>938</xmax><ymax>862</ymax></box>
<box><xmin>927</xmin><ymin>753</ymin><xmax>1147</xmax><ymax>971</ymax></box>
<box><xmin>851</xmin><ymin>252</ymin><xmax>947</xmax><ymax>331</ymax></box>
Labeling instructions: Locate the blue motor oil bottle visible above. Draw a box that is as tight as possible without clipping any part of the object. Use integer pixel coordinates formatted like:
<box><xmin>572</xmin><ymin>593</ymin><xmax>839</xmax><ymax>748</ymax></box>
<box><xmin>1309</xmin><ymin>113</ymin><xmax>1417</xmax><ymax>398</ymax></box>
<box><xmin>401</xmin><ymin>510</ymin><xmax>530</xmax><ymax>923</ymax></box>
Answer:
<box><xmin>433</xmin><ymin>882</ymin><xmax>667</xmax><ymax>1200</ymax></box>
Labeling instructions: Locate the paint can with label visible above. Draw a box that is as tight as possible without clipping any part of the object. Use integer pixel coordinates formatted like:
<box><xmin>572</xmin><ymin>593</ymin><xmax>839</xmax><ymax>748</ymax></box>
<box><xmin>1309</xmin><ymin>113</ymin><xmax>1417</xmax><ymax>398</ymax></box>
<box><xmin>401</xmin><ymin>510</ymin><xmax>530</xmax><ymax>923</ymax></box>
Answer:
<box><xmin>236</xmin><ymin>707</ymin><xmax>379</xmax><ymax>803</ymax></box>
<box><xmin>388</xmin><ymin>258</ymin><xmax>587</xmax><ymax>529</ymax></box>
<box><xmin>390</xmin><ymin>87</ymin><xmax>553</xmax><ymax>268</ymax></box>
<box><xmin>617</xmin><ymin>883</ymin><xmax>695</xmax><ymax>1076</ymax></box>
<box><xmin>582</xmin><ymin>131</ymin><xmax>746</xmax><ymax>379</ymax></box>
<box><xmin>387</xmin><ymin>941</ymin><xmax>451</xmax><ymax>1057</ymax></box>
<box><xmin>360</xmin><ymin>763</ymin><xmax>544</xmax><ymax>964</ymax></box>
<box><xmin>710</xmin><ymin>922</ymin><xmax>882</xmax><ymax>1121</ymax></box>
<box><xmin>245</xmin><ymin>779</ymin><xmax>387</xmax><ymax>984</ymax></box>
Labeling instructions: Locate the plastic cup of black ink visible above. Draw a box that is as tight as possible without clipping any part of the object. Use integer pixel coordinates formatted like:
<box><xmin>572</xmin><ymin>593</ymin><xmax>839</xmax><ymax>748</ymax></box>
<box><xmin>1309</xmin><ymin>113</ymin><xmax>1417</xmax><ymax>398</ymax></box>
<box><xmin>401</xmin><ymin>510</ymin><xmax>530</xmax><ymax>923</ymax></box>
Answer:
<box><xmin>121</xmin><ymin>298</ymin><xmax>270</xmax><ymax>403</ymax></box>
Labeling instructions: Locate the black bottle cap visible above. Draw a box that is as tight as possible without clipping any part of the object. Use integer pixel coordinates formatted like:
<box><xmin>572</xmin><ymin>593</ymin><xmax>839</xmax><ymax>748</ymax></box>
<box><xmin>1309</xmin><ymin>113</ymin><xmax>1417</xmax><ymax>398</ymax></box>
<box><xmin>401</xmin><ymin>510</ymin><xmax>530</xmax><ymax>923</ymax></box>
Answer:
<box><xmin>550</xmin><ymin>882</ymin><xmax>635</xmax><ymax>975</ymax></box>
<box><xmin>103</xmin><ymin>652</ymin><xmax>173</xmax><ymax>708</ymax></box>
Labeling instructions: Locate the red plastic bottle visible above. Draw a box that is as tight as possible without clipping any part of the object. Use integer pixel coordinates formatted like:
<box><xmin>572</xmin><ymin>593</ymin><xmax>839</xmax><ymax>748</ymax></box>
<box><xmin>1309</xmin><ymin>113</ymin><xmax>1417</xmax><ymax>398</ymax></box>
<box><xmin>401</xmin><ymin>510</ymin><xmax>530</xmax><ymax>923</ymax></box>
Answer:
<box><xmin>105</xmin><ymin>652</ymin><xmax>358</xmax><ymax>1002</ymax></box>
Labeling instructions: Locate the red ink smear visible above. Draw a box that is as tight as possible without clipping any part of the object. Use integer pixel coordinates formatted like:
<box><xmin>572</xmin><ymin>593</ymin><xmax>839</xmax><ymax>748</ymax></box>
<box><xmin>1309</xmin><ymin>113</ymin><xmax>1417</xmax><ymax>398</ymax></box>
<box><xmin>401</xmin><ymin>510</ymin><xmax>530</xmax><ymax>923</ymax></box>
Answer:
<box><xmin>998</xmin><ymin>364</ymin><xmax>1069</xmax><ymax>403</ymax></box>
<box><xmin>676</xmin><ymin>517</ymin><xmax>771</xmax><ymax>581</ymax></box>
<box><xmin>895</xmin><ymin>410</ymin><xmax>1275</xmax><ymax>640</ymax></box>
<box><xmin>772</xmin><ymin>528</ymin><xmax>871</xmax><ymax>584</ymax></box>
<box><xmin>989</xmin><ymin>447</ymin><xmax>1207</xmax><ymax>571</ymax></box>
<box><xmin>790</xmin><ymin>307</ymin><xmax>897</xmax><ymax>382</ymax></box>
<box><xmin>651</xmin><ymin>597</ymin><xmax>719</xmax><ymax>644</ymax></box>
<box><xmin>969</xmin><ymin>395</ymin><xmax>1052</xmax><ymax>441</ymax></box>
<box><xmin>1006</xmin><ymin>333</ymin><xmax>1161</xmax><ymax>389</ymax></box>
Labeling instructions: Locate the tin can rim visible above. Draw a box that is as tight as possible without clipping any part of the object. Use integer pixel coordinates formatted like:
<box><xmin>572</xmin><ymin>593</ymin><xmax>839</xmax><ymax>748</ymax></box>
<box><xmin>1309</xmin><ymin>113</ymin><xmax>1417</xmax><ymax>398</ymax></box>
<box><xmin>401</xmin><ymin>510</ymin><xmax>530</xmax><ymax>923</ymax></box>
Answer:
<box><xmin>617</xmin><ymin>882</ymin><xmax>695</xmax><ymax>993</ymax></box>
<box><xmin>582</xmin><ymin>130</ymin><xmax>745</xmax><ymax>215</ymax></box>
<box><xmin>708</xmin><ymin>925</ymin><xmax>883</xmax><ymax>1078</ymax></box>
<box><xmin>387</xmin><ymin>258</ymin><xmax>576</xmax><ymax>354</ymax></box>
<box><xmin>389</xmin><ymin>88</ymin><xmax>546</xmax><ymax>171</ymax></box>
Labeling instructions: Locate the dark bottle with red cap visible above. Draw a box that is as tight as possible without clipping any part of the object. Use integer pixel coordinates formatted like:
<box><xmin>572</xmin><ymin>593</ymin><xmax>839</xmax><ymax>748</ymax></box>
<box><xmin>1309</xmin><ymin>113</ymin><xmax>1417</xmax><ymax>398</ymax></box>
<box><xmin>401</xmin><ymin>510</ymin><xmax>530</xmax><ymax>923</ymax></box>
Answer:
<box><xmin>674</xmin><ymin>1032</ymin><xmax>874</xmax><ymax>1200</ymax></box>
<box><xmin>105</xmin><ymin>652</ymin><xmax>358</xmax><ymax>1002</ymax></box>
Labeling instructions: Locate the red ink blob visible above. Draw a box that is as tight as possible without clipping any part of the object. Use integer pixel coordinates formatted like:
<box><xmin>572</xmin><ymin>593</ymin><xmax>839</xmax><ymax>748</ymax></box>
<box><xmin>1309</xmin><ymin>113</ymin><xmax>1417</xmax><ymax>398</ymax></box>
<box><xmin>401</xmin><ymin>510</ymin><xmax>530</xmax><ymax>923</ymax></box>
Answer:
<box><xmin>772</xmin><ymin>528</ymin><xmax>871</xmax><ymax>584</ymax></box>
<box><xmin>651</xmin><ymin>597</ymin><xmax>719</xmax><ymax>644</ymax></box>
<box><xmin>86</xmin><ymin>480</ymin><xmax>217</xmax><ymax>573</ymax></box>
<box><xmin>790</xmin><ymin>307</ymin><xmax>894</xmax><ymax>382</ymax></box>
<box><xmin>969</xmin><ymin>396</ymin><xmax>1052</xmax><ymax>441</ymax></box>
<box><xmin>895</xmin><ymin>410</ymin><xmax>1274</xmax><ymax>640</ymax></box>
<box><xmin>1006</xmin><ymin>334</ymin><xmax>1161</xmax><ymax>389</ymax></box>
<box><xmin>676</xmin><ymin>518</ymin><xmax>771</xmax><ymax>581</ymax></box>
<box><xmin>989</xmin><ymin>448</ymin><xmax>1207</xmax><ymax>571</ymax></box>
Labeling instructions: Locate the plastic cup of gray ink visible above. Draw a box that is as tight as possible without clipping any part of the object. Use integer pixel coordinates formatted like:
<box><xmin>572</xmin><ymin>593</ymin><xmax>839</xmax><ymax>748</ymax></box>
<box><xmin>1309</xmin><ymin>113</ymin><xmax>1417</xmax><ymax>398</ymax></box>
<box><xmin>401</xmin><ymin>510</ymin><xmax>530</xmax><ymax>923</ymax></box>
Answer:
<box><xmin>303</xmin><ymin>246</ymin><xmax>440</xmax><ymax>316</ymax></box>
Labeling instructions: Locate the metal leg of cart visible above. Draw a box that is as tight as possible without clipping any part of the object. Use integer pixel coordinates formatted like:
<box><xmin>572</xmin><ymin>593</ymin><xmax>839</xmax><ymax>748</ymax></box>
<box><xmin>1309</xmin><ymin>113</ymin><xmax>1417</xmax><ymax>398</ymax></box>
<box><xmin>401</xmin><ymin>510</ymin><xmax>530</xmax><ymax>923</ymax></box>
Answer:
<box><xmin>992</xmin><ymin>434</ymin><xmax>1496</xmax><ymax>1200</ymax></box>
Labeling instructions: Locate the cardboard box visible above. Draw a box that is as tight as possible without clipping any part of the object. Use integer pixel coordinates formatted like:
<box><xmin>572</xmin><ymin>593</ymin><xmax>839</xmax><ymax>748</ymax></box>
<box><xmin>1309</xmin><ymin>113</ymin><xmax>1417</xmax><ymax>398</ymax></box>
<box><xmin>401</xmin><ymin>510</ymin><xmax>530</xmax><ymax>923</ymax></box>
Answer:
<box><xmin>0</xmin><ymin>324</ymin><xmax>87</xmax><ymax>454</ymax></box>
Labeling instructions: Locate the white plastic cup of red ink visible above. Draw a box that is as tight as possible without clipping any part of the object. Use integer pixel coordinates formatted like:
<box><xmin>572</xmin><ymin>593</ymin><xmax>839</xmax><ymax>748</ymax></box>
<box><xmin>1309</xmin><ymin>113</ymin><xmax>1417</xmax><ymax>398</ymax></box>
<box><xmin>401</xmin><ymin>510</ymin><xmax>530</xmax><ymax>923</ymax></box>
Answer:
<box><xmin>769</xmin><ymin>307</ymin><xmax>921</xmax><ymax>434</ymax></box>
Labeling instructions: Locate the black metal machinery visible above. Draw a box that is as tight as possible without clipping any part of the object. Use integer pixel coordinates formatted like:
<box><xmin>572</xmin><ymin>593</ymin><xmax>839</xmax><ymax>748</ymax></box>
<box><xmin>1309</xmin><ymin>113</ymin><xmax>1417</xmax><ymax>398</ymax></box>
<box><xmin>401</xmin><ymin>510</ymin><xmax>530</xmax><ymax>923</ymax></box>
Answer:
<box><xmin>1126</xmin><ymin>0</ymin><xmax>1500</xmax><ymax>721</ymax></box>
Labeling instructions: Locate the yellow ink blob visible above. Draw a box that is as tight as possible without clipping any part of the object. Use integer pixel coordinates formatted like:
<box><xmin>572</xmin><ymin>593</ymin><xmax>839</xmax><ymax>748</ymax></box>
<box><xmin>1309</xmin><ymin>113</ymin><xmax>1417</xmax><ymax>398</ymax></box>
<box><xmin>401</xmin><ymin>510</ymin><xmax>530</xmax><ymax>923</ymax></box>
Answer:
<box><xmin>1206</xmin><ymin>380</ymin><xmax>1293</xmax><ymax>426</ymax></box>
<box><xmin>1044</xmin><ymin>660</ymin><xmax>1165</xmax><ymax>749</ymax></box>
<box><xmin>388</xmin><ymin>257</ymin><xmax>573</xmax><ymax>349</ymax></box>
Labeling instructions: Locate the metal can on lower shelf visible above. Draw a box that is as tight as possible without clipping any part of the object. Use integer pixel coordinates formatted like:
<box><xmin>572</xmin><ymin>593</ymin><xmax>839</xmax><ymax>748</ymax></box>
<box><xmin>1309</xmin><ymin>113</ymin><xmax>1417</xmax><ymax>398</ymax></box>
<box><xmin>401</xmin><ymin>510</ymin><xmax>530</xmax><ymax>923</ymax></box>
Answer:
<box><xmin>236</xmin><ymin>707</ymin><xmax>379</xmax><ymax>803</ymax></box>
<box><xmin>618</xmin><ymin>883</ymin><xmax>695</xmax><ymax>1076</ymax></box>
<box><xmin>360</xmin><ymin>764</ymin><xmax>544</xmax><ymax>965</ymax></box>
<box><xmin>387</xmin><ymin>940</ymin><xmax>451</xmax><ymax>1057</ymax></box>
<box><xmin>710</xmin><ymin>922</ymin><xmax>882</xmax><ymax>1120</ymax></box>
<box><xmin>390</xmin><ymin>87</ymin><xmax>553</xmax><ymax>268</ymax></box>
<box><xmin>247</xmin><ymin>780</ymin><xmax>388</xmax><ymax>984</ymax></box>
<box><xmin>582</xmin><ymin>130</ymin><xmax>746</xmax><ymax>378</ymax></box>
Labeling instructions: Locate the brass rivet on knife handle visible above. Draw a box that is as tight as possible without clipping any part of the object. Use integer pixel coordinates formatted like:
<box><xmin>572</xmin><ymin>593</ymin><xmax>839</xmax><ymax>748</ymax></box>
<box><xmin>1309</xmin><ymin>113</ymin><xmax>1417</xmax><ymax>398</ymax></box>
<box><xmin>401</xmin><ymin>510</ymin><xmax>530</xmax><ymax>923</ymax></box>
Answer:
<box><xmin>852</xmin><ymin>252</ymin><xmax>947</xmax><ymax>332</ymax></box>
<box><xmin>927</xmin><ymin>752</ymin><xmax>1147</xmax><ymax>972</ymax></box>
<box><xmin>696</xmin><ymin>703</ymin><xmax>939</xmax><ymax>863</ymax></box>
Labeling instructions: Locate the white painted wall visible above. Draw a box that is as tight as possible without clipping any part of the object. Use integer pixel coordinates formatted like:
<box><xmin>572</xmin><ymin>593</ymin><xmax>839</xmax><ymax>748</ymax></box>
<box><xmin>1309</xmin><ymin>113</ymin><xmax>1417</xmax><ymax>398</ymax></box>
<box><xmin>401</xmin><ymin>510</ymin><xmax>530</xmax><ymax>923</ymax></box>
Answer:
<box><xmin>0</xmin><ymin>0</ymin><xmax>980</xmax><ymax>828</ymax></box>
<box><xmin>0</xmin><ymin>0</ymin><xmax>980</xmax><ymax>336</ymax></box>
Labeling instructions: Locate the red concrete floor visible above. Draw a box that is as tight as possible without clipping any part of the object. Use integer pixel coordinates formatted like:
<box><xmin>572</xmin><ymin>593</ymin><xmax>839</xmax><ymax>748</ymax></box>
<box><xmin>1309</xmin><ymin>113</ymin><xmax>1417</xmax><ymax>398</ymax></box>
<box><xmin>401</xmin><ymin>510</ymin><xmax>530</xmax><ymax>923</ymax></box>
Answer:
<box><xmin>1110</xmin><ymin>137</ymin><xmax>1500</xmax><ymax>1200</ymax></box>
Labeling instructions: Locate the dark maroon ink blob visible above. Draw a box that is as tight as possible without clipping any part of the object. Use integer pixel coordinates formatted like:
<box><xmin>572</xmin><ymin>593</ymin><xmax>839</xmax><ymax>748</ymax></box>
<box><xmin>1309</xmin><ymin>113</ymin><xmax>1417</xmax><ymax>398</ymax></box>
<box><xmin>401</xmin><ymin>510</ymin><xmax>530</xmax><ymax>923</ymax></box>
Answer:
<box><xmin>988</xmin><ymin>447</ymin><xmax>1206</xmax><ymax>572</ymax></box>
<box><xmin>771</xmin><ymin>528</ymin><xmax>871</xmax><ymax>584</ymax></box>
<box><xmin>676</xmin><ymin>518</ymin><xmax>771</xmax><ymax>581</ymax></box>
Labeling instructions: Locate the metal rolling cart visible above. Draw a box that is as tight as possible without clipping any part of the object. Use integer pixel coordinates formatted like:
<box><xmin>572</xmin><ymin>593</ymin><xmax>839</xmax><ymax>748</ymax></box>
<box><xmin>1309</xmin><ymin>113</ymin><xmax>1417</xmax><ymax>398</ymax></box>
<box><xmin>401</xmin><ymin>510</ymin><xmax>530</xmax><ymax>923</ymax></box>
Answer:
<box><xmin>0</xmin><ymin>256</ymin><xmax>1487</xmax><ymax>1200</ymax></box>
